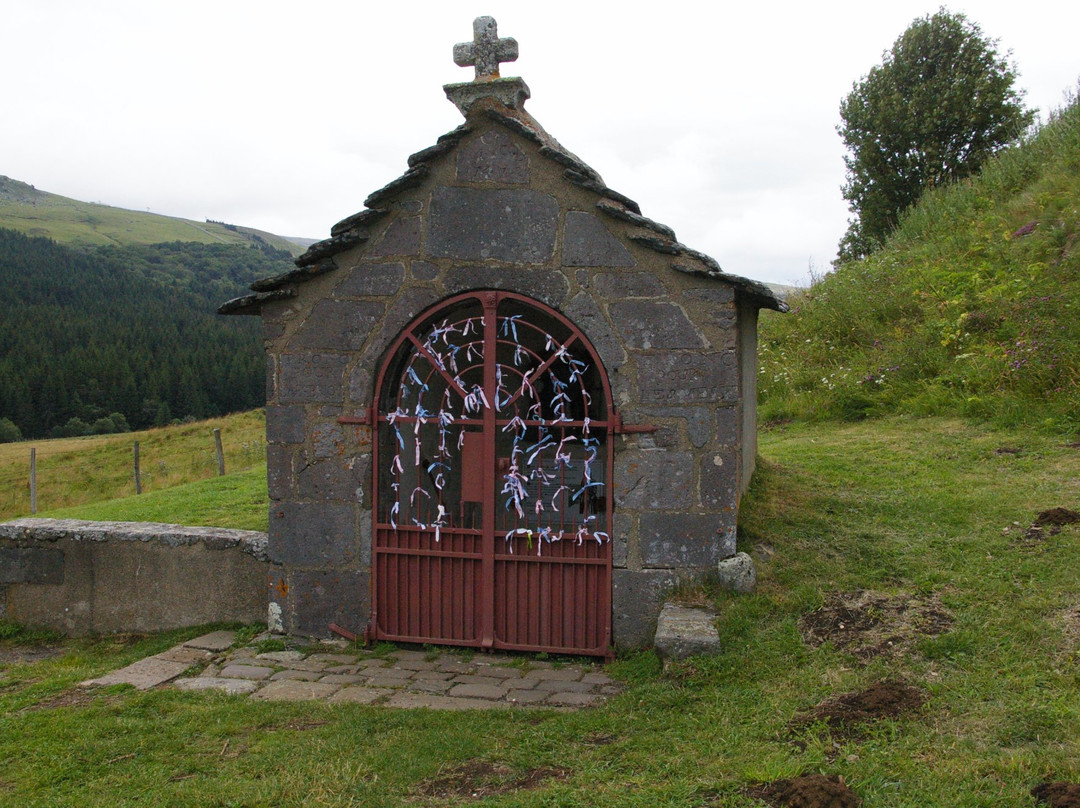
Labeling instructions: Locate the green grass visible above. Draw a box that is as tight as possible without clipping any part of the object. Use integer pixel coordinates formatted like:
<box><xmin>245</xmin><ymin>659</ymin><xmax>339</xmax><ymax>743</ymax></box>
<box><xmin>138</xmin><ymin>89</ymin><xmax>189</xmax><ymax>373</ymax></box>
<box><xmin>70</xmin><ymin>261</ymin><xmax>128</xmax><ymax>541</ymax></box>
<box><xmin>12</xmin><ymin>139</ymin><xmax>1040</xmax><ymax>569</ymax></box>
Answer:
<box><xmin>0</xmin><ymin>410</ymin><xmax>266</xmax><ymax>522</ymax></box>
<box><xmin>39</xmin><ymin>464</ymin><xmax>269</xmax><ymax>531</ymax></box>
<box><xmin>3</xmin><ymin>417</ymin><xmax>1079</xmax><ymax>805</ymax></box>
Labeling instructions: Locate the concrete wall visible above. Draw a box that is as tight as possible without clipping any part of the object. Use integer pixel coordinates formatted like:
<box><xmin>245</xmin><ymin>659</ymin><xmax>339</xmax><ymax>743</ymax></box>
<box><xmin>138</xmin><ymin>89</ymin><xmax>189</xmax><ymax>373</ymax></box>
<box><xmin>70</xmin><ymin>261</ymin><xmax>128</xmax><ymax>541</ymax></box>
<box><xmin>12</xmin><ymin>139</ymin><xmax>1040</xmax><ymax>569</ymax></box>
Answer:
<box><xmin>0</xmin><ymin>519</ymin><xmax>273</xmax><ymax>635</ymax></box>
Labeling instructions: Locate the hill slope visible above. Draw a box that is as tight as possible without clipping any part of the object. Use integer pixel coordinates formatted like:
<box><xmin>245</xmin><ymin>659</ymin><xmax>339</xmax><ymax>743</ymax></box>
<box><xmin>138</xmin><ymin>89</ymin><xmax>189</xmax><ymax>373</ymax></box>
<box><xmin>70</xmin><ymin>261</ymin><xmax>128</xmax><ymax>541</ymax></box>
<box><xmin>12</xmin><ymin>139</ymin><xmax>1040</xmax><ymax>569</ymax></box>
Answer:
<box><xmin>0</xmin><ymin>176</ymin><xmax>308</xmax><ymax>256</ymax></box>
<box><xmin>0</xmin><ymin>229</ymin><xmax>284</xmax><ymax>439</ymax></box>
<box><xmin>759</xmin><ymin>92</ymin><xmax>1080</xmax><ymax>433</ymax></box>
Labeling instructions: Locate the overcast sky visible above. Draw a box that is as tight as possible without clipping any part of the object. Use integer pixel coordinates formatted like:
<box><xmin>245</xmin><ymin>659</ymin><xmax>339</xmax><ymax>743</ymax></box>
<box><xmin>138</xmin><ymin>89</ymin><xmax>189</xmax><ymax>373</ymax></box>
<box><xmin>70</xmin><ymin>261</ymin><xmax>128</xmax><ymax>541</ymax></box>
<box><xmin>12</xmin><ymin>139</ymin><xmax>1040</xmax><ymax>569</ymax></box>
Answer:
<box><xmin>3</xmin><ymin>1</ymin><xmax>1078</xmax><ymax>286</ymax></box>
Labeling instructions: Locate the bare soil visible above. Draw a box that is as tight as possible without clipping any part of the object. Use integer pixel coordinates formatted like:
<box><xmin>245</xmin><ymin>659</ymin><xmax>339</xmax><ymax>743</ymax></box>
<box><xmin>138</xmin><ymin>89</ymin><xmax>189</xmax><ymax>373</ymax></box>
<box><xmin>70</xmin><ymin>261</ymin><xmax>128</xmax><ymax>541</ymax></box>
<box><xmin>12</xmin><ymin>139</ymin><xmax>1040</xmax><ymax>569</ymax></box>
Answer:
<box><xmin>415</xmin><ymin>760</ymin><xmax>569</xmax><ymax>801</ymax></box>
<box><xmin>1033</xmin><ymin>782</ymin><xmax>1080</xmax><ymax>807</ymax></box>
<box><xmin>798</xmin><ymin>590</ymin><xmax>952</xmax><ymax>661</ymax></box>
<box><xmin>790</xmin><ymin>680</ymin><xmax>926</xmax><ymax>740</ymax></box>
<box><xmin>1015</xmin><ymin>508</ymin><xmax>1080</xmax><ymax>543</ymax></box>
<box><xmin>747</xmin><ymin>774</ymin><xmax>861</xmax><ymax>807</ymax></box>
<box><xmin>0</xmin><ymin>645</ymin><xmax>61</xmax><ymax>666</ymax></box>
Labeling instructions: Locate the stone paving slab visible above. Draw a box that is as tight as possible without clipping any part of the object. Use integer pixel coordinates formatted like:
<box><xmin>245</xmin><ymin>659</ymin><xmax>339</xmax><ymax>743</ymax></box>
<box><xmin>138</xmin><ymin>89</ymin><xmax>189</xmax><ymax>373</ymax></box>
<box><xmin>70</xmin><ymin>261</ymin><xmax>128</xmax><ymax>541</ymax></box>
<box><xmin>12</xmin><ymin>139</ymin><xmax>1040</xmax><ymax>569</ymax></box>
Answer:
<box><xmin>87</xmin><ymin>632</ymin><xmax>622</xmax><ymax>710</ymax></box>
<box><xmin>251</xmin><ymin>680</ymin><xmax>342</xmax><ymax>702</ymax></box>
<box><xmin>174</xmin><ymin>677</ymin><xmax>259</xmax><ymax>695</ymax></box>
<box><xmin>155</xmin><ymin>646</ymin><xmax>213</xmax><ymax>665</ymax></box>
<box><xmin>329</xmin><ymin>686</ymin><xmax>393</xmax><ymax>705</ymax></box>
<box><xmin>219</xmin><ymin>664</ymin><xmax>275</xmax><ymax>680</ymax></box>
<box><xmin>183</xmin><ymin>630</ymin><xmax>237</xmax><ymax>652</ymax></box>
<box><xmin>82</xmin><ymin>656</ymin><xmax>192</xmax><ymax>690</ymax></box>
<box><xmin>385</xmin><ymin>692</ymin><xmax>512</xmax><ymax>711</ymax></box>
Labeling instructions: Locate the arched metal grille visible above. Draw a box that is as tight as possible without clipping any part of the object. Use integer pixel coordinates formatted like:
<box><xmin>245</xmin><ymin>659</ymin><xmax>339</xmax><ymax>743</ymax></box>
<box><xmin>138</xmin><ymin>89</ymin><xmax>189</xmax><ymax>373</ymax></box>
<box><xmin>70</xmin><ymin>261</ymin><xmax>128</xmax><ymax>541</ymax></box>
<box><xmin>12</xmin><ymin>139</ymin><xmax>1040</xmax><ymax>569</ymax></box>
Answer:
<box><xmin>372</xmin><ymin>291</ymin><xmax>613</xmax><ymax>656</ymax></box>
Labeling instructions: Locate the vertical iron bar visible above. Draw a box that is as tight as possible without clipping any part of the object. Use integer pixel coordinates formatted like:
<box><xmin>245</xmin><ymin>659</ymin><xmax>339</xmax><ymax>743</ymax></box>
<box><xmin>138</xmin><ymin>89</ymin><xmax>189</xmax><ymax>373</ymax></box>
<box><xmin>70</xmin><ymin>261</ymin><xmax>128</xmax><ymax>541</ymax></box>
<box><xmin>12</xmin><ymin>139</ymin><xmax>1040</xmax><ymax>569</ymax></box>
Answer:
<box><xmin>480</xmin><ymin>292</ymin><xmax>498</xmax><ymax>649</ymax></box>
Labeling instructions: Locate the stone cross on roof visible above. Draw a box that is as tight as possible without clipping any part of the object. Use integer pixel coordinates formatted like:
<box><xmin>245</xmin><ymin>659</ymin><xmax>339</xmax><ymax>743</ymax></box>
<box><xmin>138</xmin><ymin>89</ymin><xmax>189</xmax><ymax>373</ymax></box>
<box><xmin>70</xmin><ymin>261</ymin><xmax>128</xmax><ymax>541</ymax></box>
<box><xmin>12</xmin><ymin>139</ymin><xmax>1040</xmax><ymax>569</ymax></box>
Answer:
<box><xmin>453</xmin><ymin>16</ymin><xmax>518</xmax><ymax>81</ymax></box>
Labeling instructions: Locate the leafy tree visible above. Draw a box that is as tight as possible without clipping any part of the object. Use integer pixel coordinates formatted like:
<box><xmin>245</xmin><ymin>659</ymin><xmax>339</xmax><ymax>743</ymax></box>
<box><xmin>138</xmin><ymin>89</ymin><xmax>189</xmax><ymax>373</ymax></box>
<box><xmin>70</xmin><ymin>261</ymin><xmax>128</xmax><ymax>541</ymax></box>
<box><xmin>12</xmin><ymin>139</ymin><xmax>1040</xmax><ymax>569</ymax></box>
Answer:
<box><xmin>0</xmin><ymin>417</ymin><xmax>20</xmax><ymax>443</ymax></box>
<box><xmin>838</xmin><ymin>8</ymin><xmax>1034</xmax><ymax>260</ymax></box>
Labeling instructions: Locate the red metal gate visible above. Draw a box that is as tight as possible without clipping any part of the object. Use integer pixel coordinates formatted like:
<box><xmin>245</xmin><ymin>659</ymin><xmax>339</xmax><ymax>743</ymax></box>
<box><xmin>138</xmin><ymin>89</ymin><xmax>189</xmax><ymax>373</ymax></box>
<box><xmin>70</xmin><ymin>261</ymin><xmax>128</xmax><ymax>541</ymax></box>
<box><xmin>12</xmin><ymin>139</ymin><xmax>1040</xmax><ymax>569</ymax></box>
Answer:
<box><xmin>370</xmin><ymin>291</ymin><xmax>613</xmax><ymax>656</ymax></box>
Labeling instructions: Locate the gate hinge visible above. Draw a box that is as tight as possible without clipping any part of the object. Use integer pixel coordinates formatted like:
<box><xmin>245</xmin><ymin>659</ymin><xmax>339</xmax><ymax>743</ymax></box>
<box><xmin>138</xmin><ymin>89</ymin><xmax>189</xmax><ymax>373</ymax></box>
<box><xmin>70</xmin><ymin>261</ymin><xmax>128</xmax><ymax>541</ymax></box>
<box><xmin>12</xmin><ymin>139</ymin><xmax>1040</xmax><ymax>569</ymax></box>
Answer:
<box><xmin>612</xmin><ymin>411</ymin><xmax>658</xmax><ymax>435</ymax></box>
<box><xmin>337</xmin><ymin>404</ymin><xmax>377</xmax><ymax>426</ymax></box>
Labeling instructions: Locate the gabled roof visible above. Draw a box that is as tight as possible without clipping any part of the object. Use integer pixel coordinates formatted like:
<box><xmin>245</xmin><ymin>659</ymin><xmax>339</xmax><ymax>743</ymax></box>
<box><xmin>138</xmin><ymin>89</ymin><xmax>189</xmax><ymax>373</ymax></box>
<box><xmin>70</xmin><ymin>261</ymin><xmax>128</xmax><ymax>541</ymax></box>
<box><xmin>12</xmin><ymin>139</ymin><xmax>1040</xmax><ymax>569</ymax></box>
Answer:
<box><xmin>220</xmin><ymin>38</ymin><xmax>786</xmax><ymax>317</ymax></box>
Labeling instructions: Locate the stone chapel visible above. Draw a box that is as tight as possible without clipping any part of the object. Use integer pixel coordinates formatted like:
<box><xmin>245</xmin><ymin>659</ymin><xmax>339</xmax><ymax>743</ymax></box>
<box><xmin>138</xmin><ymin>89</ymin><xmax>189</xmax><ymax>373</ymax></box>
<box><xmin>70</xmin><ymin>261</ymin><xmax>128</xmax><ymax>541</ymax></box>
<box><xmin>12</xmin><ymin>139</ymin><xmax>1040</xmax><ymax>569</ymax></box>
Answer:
<box><xmin>221</xmin><ymin>17</ymin><xmax>787</xmax><ymax>656</ymax></box>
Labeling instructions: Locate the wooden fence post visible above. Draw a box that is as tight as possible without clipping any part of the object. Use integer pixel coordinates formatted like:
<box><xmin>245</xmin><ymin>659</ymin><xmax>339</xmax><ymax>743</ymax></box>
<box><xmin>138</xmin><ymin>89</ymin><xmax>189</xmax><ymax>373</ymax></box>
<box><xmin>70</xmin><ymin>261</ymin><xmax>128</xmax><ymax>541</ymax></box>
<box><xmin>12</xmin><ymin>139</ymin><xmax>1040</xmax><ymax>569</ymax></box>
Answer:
<box><xmin>133</xmin><ymin>441</ymin><xmax>142</xmax><ymax>495</ymax></box>
<box><xmin>213</xmin><ymin>428</ymin><xmax>226</xmax><ymax>476</ymax></box>
<box><xmin>29</xmin><ymin>447</ymin><xmax>37</xmax><ymax>514</ymax></box>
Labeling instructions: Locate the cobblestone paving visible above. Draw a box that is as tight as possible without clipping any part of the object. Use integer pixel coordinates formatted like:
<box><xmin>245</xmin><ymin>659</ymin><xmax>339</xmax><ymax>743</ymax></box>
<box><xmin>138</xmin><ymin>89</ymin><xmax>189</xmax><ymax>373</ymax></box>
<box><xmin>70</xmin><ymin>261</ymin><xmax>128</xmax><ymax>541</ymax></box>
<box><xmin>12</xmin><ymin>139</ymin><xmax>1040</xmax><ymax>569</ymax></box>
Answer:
<box><xmin>83</xmin><ymin>631</ymin><xmax>620</xmax><ymax>710</ymax></box>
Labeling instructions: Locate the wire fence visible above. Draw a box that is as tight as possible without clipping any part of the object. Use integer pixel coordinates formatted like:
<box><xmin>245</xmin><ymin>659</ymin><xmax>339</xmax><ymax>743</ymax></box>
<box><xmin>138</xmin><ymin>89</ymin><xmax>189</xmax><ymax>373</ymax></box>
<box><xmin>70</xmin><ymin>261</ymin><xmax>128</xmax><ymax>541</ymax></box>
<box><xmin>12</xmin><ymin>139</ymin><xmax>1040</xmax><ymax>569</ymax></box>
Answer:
<box><xmin>0</xmin><ymin>429</ymin><xmax>265</xmax><ymax>521</ymax></box>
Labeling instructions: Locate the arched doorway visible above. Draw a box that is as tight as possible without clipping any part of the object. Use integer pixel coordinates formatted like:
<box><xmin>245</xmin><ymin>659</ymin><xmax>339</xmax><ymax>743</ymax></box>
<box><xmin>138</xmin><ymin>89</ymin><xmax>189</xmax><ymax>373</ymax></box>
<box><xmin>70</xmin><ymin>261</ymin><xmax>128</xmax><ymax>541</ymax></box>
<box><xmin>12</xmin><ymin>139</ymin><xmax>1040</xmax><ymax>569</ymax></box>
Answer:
<box><xmin>371</xmin><ymin>290</ymin><xmax>613</xmax><ymax>656</ymax></box>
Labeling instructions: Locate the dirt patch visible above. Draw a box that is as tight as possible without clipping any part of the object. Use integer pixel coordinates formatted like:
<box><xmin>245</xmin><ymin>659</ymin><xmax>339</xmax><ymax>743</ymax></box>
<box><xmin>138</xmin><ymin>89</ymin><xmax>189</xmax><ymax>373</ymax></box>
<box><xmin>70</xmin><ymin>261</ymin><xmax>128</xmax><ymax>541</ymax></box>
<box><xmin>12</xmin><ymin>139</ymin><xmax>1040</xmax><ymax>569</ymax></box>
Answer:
<box><xmin>798</xmin><ymin>591</ymin><xmax>952</xmax><ymax>661</ymax></box>
<box><xmin>24</xmin><ymin>687</ymin><xmax>121</xmax><ymax>712</ymax></box>
<box><xmin>1033</xmin><ymin>782</ymin><xmax>1080</xmax><ymax>807</ymax></box>
<box><xmin>790</xmin><ymin>681</ymin><xmax>926</xmax><ymax>741</ymax></box>
<box><xmin>415</xmin><ymin>760</ymin><xmax>569</xmax><ymax>801</ymax></box>
<box><xmin>1012</xmin><ymin>508</ymin><xmax>1080</xmax><ymax>543</ymax></box>
<box><xmin>994</xmin><ymin>446</ymin><xmax>1022</xmax><ymax>455</ymax></box>
<box><xmin>0</xmin><ymin>645</ymin><xmax>61</xmax><ymax>666</ymax></box>
<box><xmin>747</xmin><ymin>774</ymin><xmax>861</xmax><ymax>807</ymax></box>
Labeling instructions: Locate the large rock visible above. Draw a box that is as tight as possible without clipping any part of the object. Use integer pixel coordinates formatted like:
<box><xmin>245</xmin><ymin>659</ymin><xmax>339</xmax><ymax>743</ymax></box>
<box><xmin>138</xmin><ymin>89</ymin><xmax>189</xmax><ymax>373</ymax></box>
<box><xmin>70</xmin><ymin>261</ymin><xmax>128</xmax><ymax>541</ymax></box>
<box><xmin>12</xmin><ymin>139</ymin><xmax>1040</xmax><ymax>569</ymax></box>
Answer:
<box><xmin>717</xmin><ymin>551</ymin><xmax>756</xmax><ymax>594</ymax></box>
<box><xmin>653</xmin><ymin>603</ymin><xmax>721</xmax><ymax>660</ymax></box>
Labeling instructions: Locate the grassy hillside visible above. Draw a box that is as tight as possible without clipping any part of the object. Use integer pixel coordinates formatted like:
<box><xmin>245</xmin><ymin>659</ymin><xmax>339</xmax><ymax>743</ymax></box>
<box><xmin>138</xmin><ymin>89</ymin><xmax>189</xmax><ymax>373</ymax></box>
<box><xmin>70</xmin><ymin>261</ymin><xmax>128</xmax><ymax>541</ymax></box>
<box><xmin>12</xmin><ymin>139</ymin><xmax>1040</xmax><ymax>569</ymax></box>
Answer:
<box><xmin>0</xmin><ymin>409</ymin><xmax>265</xmax><ymax>521</ymax></box>
<box><xmin>759</xmin><ymin>93</ymin><xmax>1080</xmax><ymax>434</ymax></box>
<box><xmin>0</xmin><ymin>175</ymin><xmax>306</xmax><ymax>256</ymax></box>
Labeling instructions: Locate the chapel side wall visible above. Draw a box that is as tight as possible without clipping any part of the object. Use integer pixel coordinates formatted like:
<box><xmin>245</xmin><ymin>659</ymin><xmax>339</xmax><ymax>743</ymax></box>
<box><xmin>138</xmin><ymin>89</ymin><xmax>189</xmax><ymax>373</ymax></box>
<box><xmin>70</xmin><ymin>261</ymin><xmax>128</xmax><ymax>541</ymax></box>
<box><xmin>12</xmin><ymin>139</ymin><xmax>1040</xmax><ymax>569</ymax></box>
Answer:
<box><xmin>262</xmin><ymin>119</ymin><xmax>747</xmax><ymax>646</ymax></box>
<box><xmin>736</xmin><ymin>302</ymin><xmax>760</xmax><ymax>498</ymax></box>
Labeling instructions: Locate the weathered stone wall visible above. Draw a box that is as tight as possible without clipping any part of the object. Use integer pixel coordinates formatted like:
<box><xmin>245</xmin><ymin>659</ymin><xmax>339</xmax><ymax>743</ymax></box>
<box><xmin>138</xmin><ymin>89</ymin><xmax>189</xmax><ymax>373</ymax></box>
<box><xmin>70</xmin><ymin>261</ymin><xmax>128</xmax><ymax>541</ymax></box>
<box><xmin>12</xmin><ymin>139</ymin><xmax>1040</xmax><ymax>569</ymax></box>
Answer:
<box><xmin>0</xmin><ymin>519</ymin><xmax>272</xmax><ymax>635</ymax></box>
<box><xmin>261</xmin><ymin>119</ymin><xmax>754</xmax><ymax>647</ymax></box>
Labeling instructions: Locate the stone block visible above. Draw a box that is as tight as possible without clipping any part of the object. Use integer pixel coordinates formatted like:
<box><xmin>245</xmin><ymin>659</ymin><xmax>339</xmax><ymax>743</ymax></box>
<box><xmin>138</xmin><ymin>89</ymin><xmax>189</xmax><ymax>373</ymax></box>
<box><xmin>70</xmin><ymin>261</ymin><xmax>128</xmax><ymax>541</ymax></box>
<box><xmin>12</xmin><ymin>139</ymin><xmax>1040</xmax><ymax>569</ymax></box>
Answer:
<box><xmin>266</xmin><ymin>445</ymin><xmax>294</xmax><ymax>501</ymax></box>
<box><xmin>289</xmin><ymin>567</ymin><xmax>370</xmax><ymax>637</ymax></box>
<box><xmin>700</xmin><ymin>449</ymin><xmax>737</xmax><ymax>509</ymax></box>
<box><xmin>290</xmin><ymin>300</ymin><xmax>384</xmax><ymax>352</ymax></box>
<box><xmin>366</xmin><ymin>287</ymin><xmax>445</xmax><ymax>361</ymax></box>
<box><xmin>428</xmin><ymin>187</ymin><xmax>557</xmax><ymax>264</ymax></box>
<box><xmin>717</xmin><ymin>552</ymin><xmax>756</xmax><ymax>594</ymax></box>
<box><xmin>0</xmin><ymin>547</ymin><xmax>63</xmax><ymax>585</ymax></box>
<box><xmin>310</xmin><ymin>422</ymin><xmax>345</xmax><ymax>459</ymax></box>
<box><xmin>265</xmin><ymin>405</ymin><xmax>305</xmax><ymax>444</ymax></box>
<box><xmin>609</xmin><ymin>302</ymin><xmax>705</xmax><ymax>350</ymax></box>
<box><xmin>348</xmin><ymin>360</ymin><xmax>374</xmax><ymax>407</ymax></box>
<box><xmin>682</xmin><ymin>286</ymin><xmax>734</xmax><ymax>306</ymax></box>
<box><xmin>716</xmin><ymin>406</ymin><xmax>738</xmax><ymax>445</ymax></box>
<box><xmin>653</xmin><ymin>604</ymin><xmax>721</xmax><ymax>660</ymax></box>
<box><xmin>611</xmin><ymin>512</ymin><xmax>631</xmax><ymax>568</ymax></box>
<box><xmin>612</xmin><ymin>569</ymin><xmax>677</xmax><ymax>649</ymax></box>
<box><xmin>269</xmin><ymin>503</ymin><xmax>356</xmax><ymax>566</ymax></box>
<box><xmin>368</xmin><ymin>216</ymin><xmax>422</xmax><ymax>257</ymax></box>
<box><xmin>562</xmin><ymin>211</ymin><xmax>635</xmax><ymax>267</ymax></box>
<box><xmin>334</xmin><ymin>262</ymin><xmax>406</xmax><ymax>297</ymax></box>
<box><xmin>640</xmin><ymin>512</ymin><xmax>735</xmax><ymax>568</ymax></box>
<box><xmin>562</xmin><ymin>291</ymin><xmax>626</xmax><ymax>372</ymax></box>
<box><xmin>297</xmin><ymin>459</ymin><xmax>361</xmax><ymax>502</ymax></box>
<box><xmin>411</xmin><ymin>260</ymin><xmax>439</xmax><ymax>281</ymax></box>
<box><xmin>278</xmin><ymin>353</ymin><xmax>349</xmax><ymax>405</ymax></box>
<box><xmin>614</xmin><ymin>451</ymin><xmax>694</xmax><ymax>510</ymax></box>
<box><xmin>456</xmin><ymin>130</ymin><xmax>530</xmax><ymax>184</ymax></box>
<box><xmin>594</xmin><ymin>271</ymin><xmax>664</xmax><ymax>299</ymax></box>
<box><xmin>444</xmin><ymin>266</ymin><xmax>570</xmax><ymax>309</ymax></box>
<box><xmin>637</xmin><ymin>352</ymin><xmax>737</xmax><ymax>406</ymax></box>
